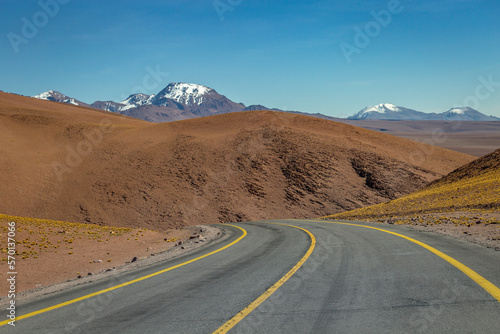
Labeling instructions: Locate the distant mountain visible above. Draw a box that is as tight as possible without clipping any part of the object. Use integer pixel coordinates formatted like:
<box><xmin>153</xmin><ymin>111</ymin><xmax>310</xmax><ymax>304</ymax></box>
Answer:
<box><xmin>92</xmin><ymin>83</ymin><xmax>246</xmax><ymax>121</ymax></box>
<box><xmin>153</xmin><ymin>83</ymin><xmax>211</xmax><ymax>106</ymax></box>
<box><xmin>32</xmin><ymin>85</ymin><xmax>333</xmax><ymax>123</ymax></box>
<box><xmin>348</xmin><ymin>103</ymin><xmax>439</xmax><ymax>120</ymax></box>
<box><xmin>32</xmin><ymin>88</ymin><xmax>499</xmax><ymax>124</ymax></box>
<box><xmin>122</xmin><ymin>93</ymin><xmax>155</xmax><ymax>109</ymax></box>
<box><xmin>440</xmin><ymin>107</ymin><xmax>500</xmax><ymax>121</ymax></box>
<box><xmin>243</xmin><ymin>105</ymin><xmax>282</xmax><ymax>111</ymax></box>
<box><xmin>91</xmin><ymin>93</ymin><xmax>155</xmax><ymax>112</ymax></box>
<box><xmin>348</xmin><ymin>103</ymin><xmax>499</xmax><ymax>121</ymax></box>
<box><xmin>32</xmin><ymin>83</ymin><xmax>247</xmax><ymax>122</ymax></box>
<box><xmin>32</xmin><ymin>90</ymin><xmax>90</xmax><ymax>108</ymax></box>
<box><xmin>90</xmin><ymin>100</ymin><xmax>126</xmax><ymax>112</ymax></box>
<box><xmin>153</xmin><ymin>83</ymin><xmax>245</xmax><ymax>116</ymax></box>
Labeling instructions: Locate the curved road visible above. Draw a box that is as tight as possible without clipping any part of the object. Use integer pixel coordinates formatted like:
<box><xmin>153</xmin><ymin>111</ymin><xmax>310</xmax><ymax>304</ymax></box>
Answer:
<box><xmin>2</xmin><ymin>220</ymin><xmax>500</xmax><ymax>333</ymax></box>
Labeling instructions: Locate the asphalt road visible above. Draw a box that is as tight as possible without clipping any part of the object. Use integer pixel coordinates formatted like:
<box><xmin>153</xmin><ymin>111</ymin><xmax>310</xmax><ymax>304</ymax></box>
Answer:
<box><xmin>2</xmin><ymin>219</ymin><xmax>500</xmax><ymax>333</ymax></box>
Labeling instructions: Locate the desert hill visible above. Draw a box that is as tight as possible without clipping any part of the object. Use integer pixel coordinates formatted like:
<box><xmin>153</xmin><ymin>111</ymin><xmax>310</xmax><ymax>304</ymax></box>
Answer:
<box><xmin>0</xmin><ymin>92</ymin><xmax>474</xmax><ymax>230</ymax></box>
<box><xmin>326</xmin><ymin>148</ymin><xmax>500</xmax><ymax>220</ymax></box>
<box><xmin>428</xmin><ymin>148</ymin><xmax>500</xmax><ymax>187</ymax></box>
<box><xmin>324</xmin><ymin>148</ymin><xmax>500</xmax><ymax>248</ymax></box>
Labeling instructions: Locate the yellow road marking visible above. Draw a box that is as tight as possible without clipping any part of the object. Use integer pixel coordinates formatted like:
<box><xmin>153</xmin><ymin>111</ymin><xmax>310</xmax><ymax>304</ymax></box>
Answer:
<box><xmin>308</xmin><ymin>219</ymin><xmax>500</xmax><ymax>303</ymax></box>
<box><xmin>0</xmin><ymin>224</ymin><xmax>247</xmax><ymax>327</ymax></box>
<box><xmin>213</xmin><ymin>223</ymin><xmax>316</xmax><ymax>334</ymax></box>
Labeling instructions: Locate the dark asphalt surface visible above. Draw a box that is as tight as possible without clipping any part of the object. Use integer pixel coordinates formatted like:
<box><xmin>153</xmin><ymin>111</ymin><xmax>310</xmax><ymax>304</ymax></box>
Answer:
<box><xmin>2</xmin><ymin>220</ymin><xmax>500</xmax><ymax>333</ymax></box>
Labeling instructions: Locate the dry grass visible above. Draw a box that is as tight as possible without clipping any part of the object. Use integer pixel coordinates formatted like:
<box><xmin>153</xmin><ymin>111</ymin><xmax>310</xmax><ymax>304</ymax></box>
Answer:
<box><xmin>0</xmin><ymin>213</ymin><xmax>190</xmax><ymax>293</ymax></box>
<box><xmin>0</xmin><ymin>214</ymin><xmax>179</xmax><ymax>262</ymax></box>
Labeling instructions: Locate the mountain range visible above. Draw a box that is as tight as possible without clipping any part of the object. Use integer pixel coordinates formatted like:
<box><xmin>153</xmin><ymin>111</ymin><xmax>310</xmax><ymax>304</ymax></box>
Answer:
<box><xmin>348</xmin><ymin>103</ymin><xmax>499</xmax><ymax>121</ymax></box>
<box><xmin>31</xmin><ymin>84</ymin><xmax>500</xmax><ymax>123</ymax></box>
<box><xmin>33</xmin><ymin>83</ymin><xmax>266</xmax><ymax>123</ymax></box>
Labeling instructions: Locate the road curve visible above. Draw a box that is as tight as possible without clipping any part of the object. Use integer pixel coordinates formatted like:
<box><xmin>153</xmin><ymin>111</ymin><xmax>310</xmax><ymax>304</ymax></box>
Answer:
<box><xmin>2</xmin><ymin>220</ymin><xmax>500</xmax><ymax>333</ymax></box>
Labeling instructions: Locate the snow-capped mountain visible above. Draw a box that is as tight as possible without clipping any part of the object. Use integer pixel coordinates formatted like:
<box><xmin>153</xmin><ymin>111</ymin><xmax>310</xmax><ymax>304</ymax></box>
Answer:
<box><xmin>348</xmin><ymin>103</ymin><xmax>438</xmax><ymax>120</ymax></box>
<box><xmin>151</xmin><ymin>83</ymin><xmax>244</xmax><ymax>116</ymax></box>
<box><xmin>91</xmin><ymin>94</ymin><xmax>155</xmax><ymax>112</ymax></box>
<box><xmin>121</xmin><ymin>93</ymin><xmax>155</xmax><ymax>109</ymax></box>
<box><xmin>91</xmin><ymin>83</ymin><xmax>244</xmax><ymax>121</ymax></box>
<box><xmin>350</xmin><ymin>103</ymin><xmax>401</xmax><ymax>119</ymax></box>
<box><xmin>89</xmin><ymin>100</ymin><xmax>125</xmax><ymax>112</ymax></box>
<box><xmin>32</xmin><ymin>83</ymin><xmax>248</xmax><ymax>122</ymax></box>
<box><xmin>32</xmin><ymin>86</ymin><xmax>499</xmax><ymax>123</ymax></box>
<box><xmin>441</xmin><ymin>107</ymin><xmax>500</xmax><ymax>121</ymax></box>
<box><xmin>348</xmin><ymin>104</ymin><xmax>499</xmax><ymax>121</ymax></box>
<box><xmin>32</xmin><ymin>90</ymin><xmax>90</xmax><ymax>107</ymax></box>
<box><xmin>153</xmin><ymin>83</ymin><xmax>211</xmax><ymax>106</ymax></box>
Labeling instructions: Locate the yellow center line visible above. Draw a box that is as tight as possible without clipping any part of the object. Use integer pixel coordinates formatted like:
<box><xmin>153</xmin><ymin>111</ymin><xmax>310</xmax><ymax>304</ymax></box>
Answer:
<box><xmin>0</xmin><ymin>224</ymin><xmax>247</xmax><ymax>327</ymax></box>
<box><xmin>213</xmin><ymin>222</ymin><xmax>316</xmax><ymax>334</ymax></box>
<box><xmin>305</xmin><ymin>219</ymin><xmax>500</xmax><ymax>303</ymax></box>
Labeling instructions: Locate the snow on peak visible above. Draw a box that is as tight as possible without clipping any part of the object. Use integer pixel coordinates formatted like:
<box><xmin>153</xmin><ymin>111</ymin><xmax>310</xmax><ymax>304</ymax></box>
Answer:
<box><xmin>158</xmin><ymin>83</ymin><xmax>213</xmax><ymax>105</ymax></box>
<box><xmin>33</xmin><ymin>90</ymin><xmax>57</xmax><ymax>99</ymax></box>
<box><xmin>32</xmin><ymin>90</ymin><xmax>88</xmax><ymax>107</ymax></box>
<box><xmin>119</xmin><ymin>93</ymin><xmax>155</xmax><ymax>111</ymax></box>
<box><xmin>32</xmin><ymin>90</ymin><xmax>71</xmax><ymax>102</ymax></box>
<box><xmin>121</xmin><ymin>93</ymin><xmax>154</xmax><ymax>105</ymax></box>
<box><xmin>447</xmin><ymin>107</ymin><xmax>468</xmax><ymax>115</ymax></box>
<box><xmin>67</xmin><ymin>98</ymin><xmax>78</xmax><ymax>105</ymax></box>
<box><xmin>358</xmin><ymin>103</ymin><xmax>400</xmax><ymax>115</ymax></box>
<box><xmin>381</xmin><ymin>103</ymin><xmax>399</xmax><ymax>111</ymax></box>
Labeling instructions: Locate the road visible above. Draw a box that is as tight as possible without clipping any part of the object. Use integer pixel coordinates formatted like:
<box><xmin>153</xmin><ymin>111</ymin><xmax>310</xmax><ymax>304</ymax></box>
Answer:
<box><xmin>2</xmin><ymin>219</ymin><xmax>500</xmax><ymax>333</ymax></box>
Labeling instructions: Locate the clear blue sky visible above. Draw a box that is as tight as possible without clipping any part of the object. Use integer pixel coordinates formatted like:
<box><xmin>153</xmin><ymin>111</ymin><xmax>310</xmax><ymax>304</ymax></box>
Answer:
<box><xmin>1</xmin><ymin>0</ymin><xmax>500</xmax><ymax>117</ymax></box>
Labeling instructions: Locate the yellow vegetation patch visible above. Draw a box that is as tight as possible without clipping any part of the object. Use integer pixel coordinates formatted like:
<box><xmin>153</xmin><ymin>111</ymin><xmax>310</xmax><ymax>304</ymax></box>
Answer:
<box><xmin>0</xmin><ymin>212</ymin><xmax>191</xmax><ymax>294</ymax></box>
<box><xmin>0</xmin><ymin>214</ymin><xmax>132</xmax><ymax>261</ymax></box>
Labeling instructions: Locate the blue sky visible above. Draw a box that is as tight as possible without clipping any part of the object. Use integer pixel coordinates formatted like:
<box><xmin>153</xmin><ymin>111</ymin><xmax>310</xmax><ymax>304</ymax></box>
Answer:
<box><xmin>1</xmin><ymin>0</ymin><xmax>499</xmax><ymax>117</ymax></box>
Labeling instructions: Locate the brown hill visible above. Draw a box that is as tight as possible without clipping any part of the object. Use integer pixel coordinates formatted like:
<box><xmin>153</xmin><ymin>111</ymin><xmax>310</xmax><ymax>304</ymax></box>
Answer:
<box><xmin>0</xmin><ymin>92</ymin><xmax>474</xmax><ymax>230</ymax></box>
<box><xmin>428</xmin><ymin>148</ymin><xmax>500</xmax><ymax>187</ymax></box>
<box><xmin>324</xmin><ymin>147</ymin><xmax>500</xmax><ymax>250</ymax></box>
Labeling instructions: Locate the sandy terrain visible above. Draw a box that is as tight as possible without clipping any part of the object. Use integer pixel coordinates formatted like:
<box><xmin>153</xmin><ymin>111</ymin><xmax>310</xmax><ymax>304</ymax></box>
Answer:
<box><xmin>0</xmin><ymin>92</ymin><xmax>474</xmax><ymax>230</ymax></box>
